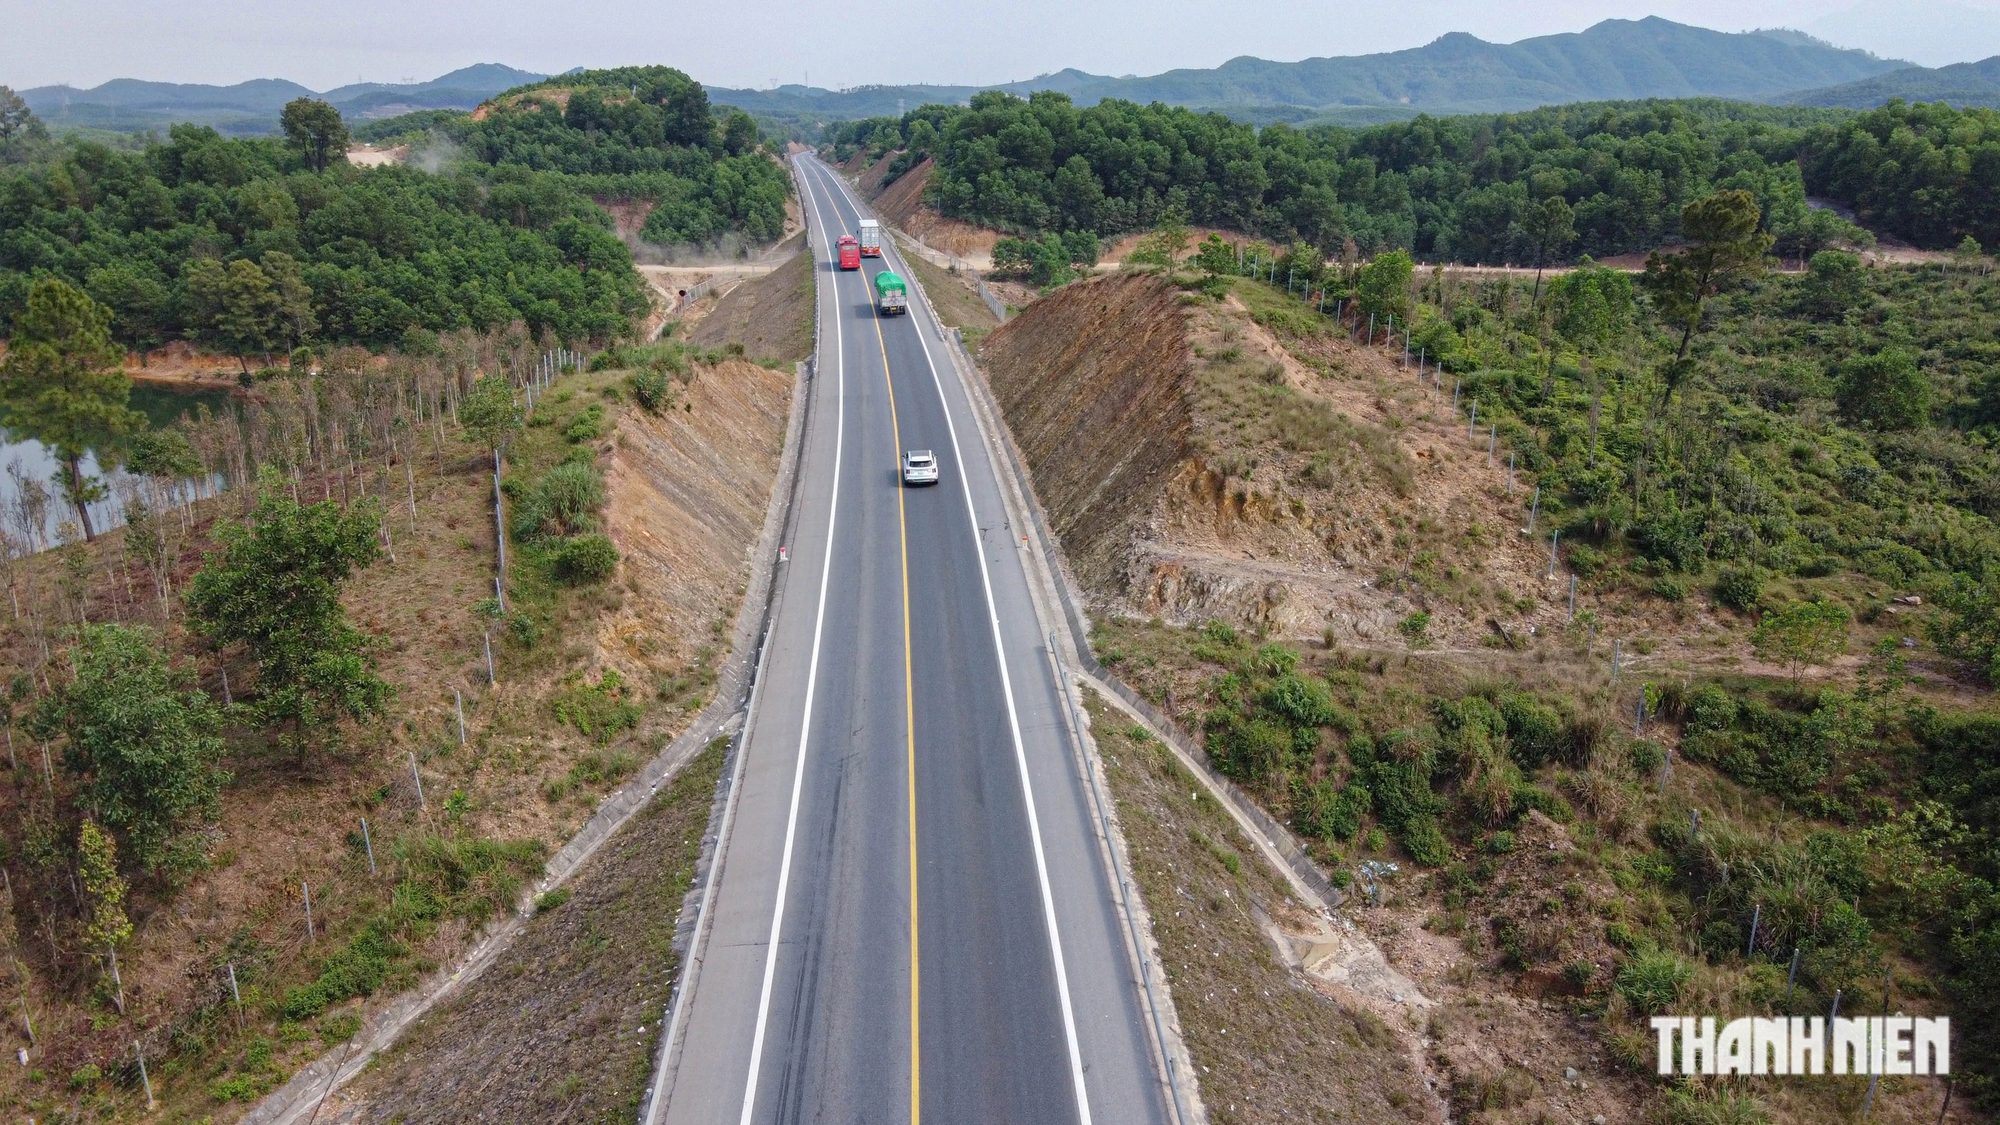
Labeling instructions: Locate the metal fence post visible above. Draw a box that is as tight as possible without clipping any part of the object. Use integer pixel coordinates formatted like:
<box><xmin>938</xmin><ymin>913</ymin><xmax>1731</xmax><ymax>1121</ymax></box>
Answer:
<box><xmin>134</xmin><ymin>1040</ymin><xmax>154</xmax><ymax>1109</ymax></box>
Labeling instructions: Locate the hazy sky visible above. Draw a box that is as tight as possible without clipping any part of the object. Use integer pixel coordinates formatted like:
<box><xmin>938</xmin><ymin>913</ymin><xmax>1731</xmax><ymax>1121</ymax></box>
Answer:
<box><xmin>6</xmin><ymin>0</ymin><xmax>2000</xmax><ymax>92</ymax></box>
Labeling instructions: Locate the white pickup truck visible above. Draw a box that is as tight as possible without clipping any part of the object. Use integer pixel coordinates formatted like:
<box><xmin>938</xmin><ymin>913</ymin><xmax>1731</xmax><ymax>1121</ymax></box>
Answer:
<box><xmin>901</xmin><ymin>449</ymin><xmax>940</xmax><ymax>486</ymax></box>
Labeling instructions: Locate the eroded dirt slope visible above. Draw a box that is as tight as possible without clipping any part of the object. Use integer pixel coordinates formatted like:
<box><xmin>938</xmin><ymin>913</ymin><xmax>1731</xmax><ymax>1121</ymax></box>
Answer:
<box><xmin>981</xmin><ymin>271</ymin><xmax>1195</xmax><ymax>593</ymax></box>
<box><xmin>981</xmin><ymin>270</ymin><xmax>1583</xmax><ymax>651</ymax></box>
<box><xmin>859</xmin><ymin>154</ymin><xmax>998</xmax><ymax>263</ymax></box>
<box><xmin>686</xmin><ymin>248</ymin><xmax>814</xmax><ymax>365</ymax></box>
<box><xmin>599</xmin><ymin>357</ymin><xmax>793</xmax><ymax>688</ymax></box>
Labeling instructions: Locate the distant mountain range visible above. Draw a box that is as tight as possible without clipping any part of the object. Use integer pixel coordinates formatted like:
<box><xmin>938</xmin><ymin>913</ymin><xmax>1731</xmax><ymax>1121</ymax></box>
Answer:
<box><xmin>1782</xmin><ymin>55</ymin><xmax>2000</xmax><ymax>108</ymax></box>
<box><xmin>712</xmin><ymin>18</ymin><xmax>1912</xmax><ymax>125</ymax></box>
<box><xmin>12</xmin><ymin>15</ymin><xmax>2000</xmax><ymax>142</ymax></box>
<box><xmin>17</xmin><ymin>64</ymin><xmax>546</xmax><ymax>135</ymax></box>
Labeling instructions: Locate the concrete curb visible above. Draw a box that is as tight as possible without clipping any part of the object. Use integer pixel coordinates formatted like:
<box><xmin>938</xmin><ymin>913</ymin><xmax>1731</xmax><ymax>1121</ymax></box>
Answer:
<box><xmin>243</xmin><ymin>351</ymin><xmax>816</xmax><ymax>1125</ymax></box>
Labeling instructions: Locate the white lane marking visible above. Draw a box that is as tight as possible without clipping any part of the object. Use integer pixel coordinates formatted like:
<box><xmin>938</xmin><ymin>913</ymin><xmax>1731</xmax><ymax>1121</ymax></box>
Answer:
<box><xmin>736</xmin><ymin>159</ymin><xmax>847</xmax><ymax>1125</ymax></box>
<box><xmin>814</xmin><ymin>160</ymin><xmax>1095</xmax><ymax>1125</ymax></box>
<box><xmin>645</xmin><ymin>611</ymin><xmax>769</xmax><ymax>1125</ymax></box>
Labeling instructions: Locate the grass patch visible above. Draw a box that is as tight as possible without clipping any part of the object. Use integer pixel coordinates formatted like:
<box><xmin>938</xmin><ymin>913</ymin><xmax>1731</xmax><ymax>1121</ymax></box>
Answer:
<box><xmin>1091</xmin><ymin>694</ymin><xmax>1430</xmax><ymax>1124</ymax></box>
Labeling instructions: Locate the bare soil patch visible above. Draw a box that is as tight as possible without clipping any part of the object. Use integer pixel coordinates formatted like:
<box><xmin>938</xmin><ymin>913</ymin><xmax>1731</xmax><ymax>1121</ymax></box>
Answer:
<box><xmin>894</xmin><ymin>243</ymin><xmax>1000</xmax><ymax>334</ymax></box>
<box><xmin>685</xmin><ymin>247</ymin><xmax>814</xmax><ymax>364</ymax></box>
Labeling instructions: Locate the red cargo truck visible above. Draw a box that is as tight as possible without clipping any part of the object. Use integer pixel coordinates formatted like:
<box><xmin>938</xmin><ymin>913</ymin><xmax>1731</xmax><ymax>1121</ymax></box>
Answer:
<box><xmin>837</xmin><ymin>235</ymin><xmax>860</xmax><ymax>270</ymax></box>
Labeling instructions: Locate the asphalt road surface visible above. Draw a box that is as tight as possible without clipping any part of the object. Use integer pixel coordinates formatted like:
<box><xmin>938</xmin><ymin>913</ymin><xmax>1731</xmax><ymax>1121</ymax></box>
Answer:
<box><xmin>645</xmin><ymin>156</ymin><xmax>1169</xmax><ymax>1125</ymax></box>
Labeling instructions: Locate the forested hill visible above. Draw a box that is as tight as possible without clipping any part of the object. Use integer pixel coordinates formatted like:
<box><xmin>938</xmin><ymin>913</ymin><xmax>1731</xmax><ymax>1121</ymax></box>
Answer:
<box><xmin>0</xmin><ymin>66</ymin><xmax>791</xmax><ymax>354</ymax></box>
<box><xmin>717</xmin><ymin>18</ymin><xmax>1902</xmax><ymax>127</ymax></box>
<box><xmin>1781</xmin><ymin>55</ymin><xmax>2000</xmax><ymax>109</ymax></box>
<box><xmin>433</xmin><ymin>66</ymin><xmax>792</xmax><ymax>244</ymax></box>
<box><xmin>20</xmin><ymin>65</ymin><xmax>549</xmax><ymax>136</ymax></box>
<box><xmin>1055</xmin><ymin>18</ymin><xmax>1903</xmax><ymax>115</ymax></box>
<box><xmin>832</xmin><ymin>94</ymin><xmax>1998</xmax><ymax>258</ymax></box>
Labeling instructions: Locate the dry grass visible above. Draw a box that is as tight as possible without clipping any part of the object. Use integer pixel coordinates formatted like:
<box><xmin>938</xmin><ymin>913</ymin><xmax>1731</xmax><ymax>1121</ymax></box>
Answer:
<box><xmin>895</xmin><ymin>242</ymin><xmax>1002</xmax><ymax>333</ymax></box>
<box><xmin>0</xmin><ymin>359</ymin><xmax>787</xmax><ymax>1122</ymax></box>
<box><xmin>326</xmin><ymin>738</ymin><xmax>725</xmax><ymax>1124</ymax></box>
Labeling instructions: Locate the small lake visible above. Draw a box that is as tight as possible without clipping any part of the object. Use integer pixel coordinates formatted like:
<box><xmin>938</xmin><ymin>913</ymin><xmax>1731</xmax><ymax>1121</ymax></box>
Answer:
<box><xmin>0</xmin><ymin>381</ymin><xmax>236</xmax><ymax>549</ymax></box>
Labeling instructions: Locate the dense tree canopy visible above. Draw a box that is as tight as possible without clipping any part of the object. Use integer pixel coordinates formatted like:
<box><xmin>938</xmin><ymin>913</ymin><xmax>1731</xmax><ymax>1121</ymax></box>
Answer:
<box><xmin>1799</xmin><ymin>99</ymin><xmax>2000</xmax><ymax>251</ymax></box>
<box><xmin>834</xmin><ymin>94</ymin><xmax>1987</xmax><ymax>258</ymax></box>
<box><xmin>1</xmin><ymin>66</ymin><xmax>795</xmax><ymax>355</ymax></box>
<box><xmin>0</xmin><ymin>124</ymin><xmax>648</xmax><ymax>349</ymax></box>
<box><xmin>426</xmin><ymin>66</ymin><xmax>792</xmax><ymax>244</ymax></box>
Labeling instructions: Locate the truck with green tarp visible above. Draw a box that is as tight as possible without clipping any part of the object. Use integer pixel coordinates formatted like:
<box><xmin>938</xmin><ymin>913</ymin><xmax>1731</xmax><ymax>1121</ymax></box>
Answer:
<box><xmin>873</xmin><ymin>270</ymin><xmax>908</xmax><ymax>316</ymax></box>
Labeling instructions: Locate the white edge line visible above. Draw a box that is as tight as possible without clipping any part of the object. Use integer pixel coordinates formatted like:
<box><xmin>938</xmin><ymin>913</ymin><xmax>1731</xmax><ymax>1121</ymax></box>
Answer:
<box><xmin>734</xmin><ymin>158</ymin><xmax>847</xmax><ymax>1125</ymax></box>
<box><xmin>643</xmin><ymin>155</ymin><xmax>825</xmax><ymax>1125</ymax></box>
<box><xmin>813</xmin><ymin>159</ymin><xmax>1095</xmax><ymax>1125</ymax></box>
<box><xmin>645</xmin><ymin>623</ymin><xmax>767</xmax><ymax>1124</ymax></box>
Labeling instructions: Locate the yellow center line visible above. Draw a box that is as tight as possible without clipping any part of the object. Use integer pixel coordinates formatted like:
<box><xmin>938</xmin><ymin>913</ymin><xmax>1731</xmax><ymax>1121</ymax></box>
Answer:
<box><xmin>870</xmin><ymin>288</ymin><xmax>921</xmax><ymax>1125</ymax></box>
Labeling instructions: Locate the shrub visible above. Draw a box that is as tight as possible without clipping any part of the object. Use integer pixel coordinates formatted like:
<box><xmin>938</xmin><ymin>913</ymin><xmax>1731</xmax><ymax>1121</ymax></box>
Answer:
<box><xmin>552</xmin><ymin>669</ymin><xmax>642</xmax><ymax>742</ymax></box>
<box><xmin>1399</xmin><ymin>816</ymin><xmax>1452</xmax><ymax>866</ymax></box>
<box><xmin>563</xmin><ymin>403</ymin><xmax>606</xmax><ymax>443</ymax></box>
<box><xmin>1398</xmin><ymin>611</ymin><xmax>1431</xmax><ymax>647</ymax></box>
<box><xmin>1501</xmin><ymin>694</ymin><xmax>1566</xmax><ymax>769</ymax></box>
<box><xmin>1252</xmin><ymin>643</ymin><xmax>1299</xmax><ymax>676</ymax></box>
<box><xmin>1666</xmin><ymin>1089</ymin><xmax>1773</xmax><ymax>1125</ymax></box>
<box><xmin>1293</xmin><ymin>779</ymin><xmax>1369</xmax><ymax>840</ymax></box>
<box><xmin>1263</xmin><ymin>673</ymin><xmax>1335</xmax><ymax>727</ymax></box>
<box><xmin>554</xmin><ymin>533</ymin><xmax>619</xmax><ymax>583</ymax></box>
<box><xmin>513</xmin><ymin>462</ymin><xmax>606</xmax><ymax>540</ymax></box>
<box><xmin>1564</xmin><ymin>958</ymin><xmax>1599</xmax><ymax>991</ymax></box>
<box><xmin>1205</xmin><ymin>712</ymin><xmax>1293</xmax><ymax>785</ymax></box>
<box><xmin>1564</xmin><ymin>542</ymin><xmax>1606</xmax><ymax>578</ymax></box>
<box><xmin>1652</xmin><ymin>575</ymin><xmax>1690</xmax><ymax>602</ymax></box>
<box><xmin>1714</xmin><ymin>566</ymin><xmax>1763</xmax><ymax>612</ymax></box>
<box><xmin>1628</xmin><ymin>739</ymin><xmax>1665</xmax><ymax>774</ymax></box>
<box><xmin>534</xmin><ymin>887</ymin><xmax>571</xmax><ymax>913</ymax></box>
<box><xmin>318</xmin><ymin>1012</ymin><xmax>362</xmax><ymax>1044</ymax></box>
<box><xmin>1685</xmin><ymin>684</ymin><xmax>1738</xmax><ymax>733</ymax></box>
<box><xmin>630</xmin><ymin>368</ymin><xmax>675</xmax><ymax>413</ymax></box>
<box><xmin>1615</xmin><ymin>950</ymin><xmax>1693</xmax><ymax>1015</ymax></box>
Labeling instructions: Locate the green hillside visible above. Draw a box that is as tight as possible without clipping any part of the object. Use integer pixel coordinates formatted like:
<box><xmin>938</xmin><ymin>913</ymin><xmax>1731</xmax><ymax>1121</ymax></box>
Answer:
<box><xmin>1783</xmin><ymin>56</ymin><xmax>2000</xmax><ymax>109</ymax></box>
<box><xmin>716</xmin><ymin>18</ymin><xmax>1902</xmax><ymax>126</ymax></box>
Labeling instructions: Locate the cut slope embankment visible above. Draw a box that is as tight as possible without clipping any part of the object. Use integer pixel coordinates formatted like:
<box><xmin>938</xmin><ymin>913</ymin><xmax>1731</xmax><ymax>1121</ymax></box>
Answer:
<box><xmin>283</xmin><ymin>357</ymin><xmax>793</xmax><ymax>1122</ymax></box>
<box><xmin>686</xmin><ymin>247</ymin><xmax>815</xmax><ymax>364</ymax></box>
<box><xmin>860</xmin><ymin>154</ymin><xmax>999</xmax><ymax>265</ymax></box>
<box><xmin>599</xmin><ymin>358</ymin><xmax>794</xmax><ymax>680</ymax></box>
<box><xmin>982</xmin><ymin>269</ymin><xmax>1583</xmax><ymax>650</ymax></box>
<box><xmin>980</xmin><ymin>271</ymin><xmax>1195</xmax><ymax>594</ymax></box>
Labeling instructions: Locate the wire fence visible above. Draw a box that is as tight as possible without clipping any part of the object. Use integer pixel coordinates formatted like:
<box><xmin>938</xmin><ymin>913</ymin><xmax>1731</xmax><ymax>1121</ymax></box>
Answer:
<box><xmin>891</xmin><ymin>229</ymin><xmax>1009</xmax><ymax>323</ymax></box>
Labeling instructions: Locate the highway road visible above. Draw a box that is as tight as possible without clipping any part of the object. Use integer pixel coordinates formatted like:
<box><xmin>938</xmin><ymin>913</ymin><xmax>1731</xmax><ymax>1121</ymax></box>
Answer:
<box><xmin>644</xmin><ymin>155</ymin><xmax>1170</xmax><ymax>1125</ymax></box>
